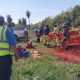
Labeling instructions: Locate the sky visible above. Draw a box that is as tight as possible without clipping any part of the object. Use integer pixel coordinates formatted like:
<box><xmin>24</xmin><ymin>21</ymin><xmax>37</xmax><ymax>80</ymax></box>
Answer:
<box><xmin>0</xmin><ymin>0</ymin><xmax>80</xmax><ymax>24</ymax></box>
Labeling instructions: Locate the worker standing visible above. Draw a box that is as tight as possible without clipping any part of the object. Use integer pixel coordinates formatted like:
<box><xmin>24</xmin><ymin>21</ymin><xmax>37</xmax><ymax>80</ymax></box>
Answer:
<box><xmin>43</xmin><ymin>24</ymin><xmax>50</xmax><ymax>47</ymax></box>
<box><xmin>0</xmin><ymin>16</ymin><xmax>19</xmax><ymax>80</ymax></box>
<box><xmin>23</xmin><ymin>28</ymin><xmax>29</xmax><ymax>41</ymax></box>
<box><xmin>62</xmin><ymin>23</ymin><xmax>70</xmax><ymax>50</ymax></box>
<box><xmin>52</xmin><ymin>24</ymin><xmax>59</xmax><ymax>48</ymax></box>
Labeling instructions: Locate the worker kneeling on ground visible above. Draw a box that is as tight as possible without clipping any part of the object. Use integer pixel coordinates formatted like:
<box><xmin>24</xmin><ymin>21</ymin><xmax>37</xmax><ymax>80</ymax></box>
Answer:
<box><xmin>0</xmin><ymin>16</ymin><xmax>19</xmax><ymax>80</ymax></box>
<box><xmin>17</xmin><ymin>45</ymin><xmax>29</xmax><ymax>60</ymax></box>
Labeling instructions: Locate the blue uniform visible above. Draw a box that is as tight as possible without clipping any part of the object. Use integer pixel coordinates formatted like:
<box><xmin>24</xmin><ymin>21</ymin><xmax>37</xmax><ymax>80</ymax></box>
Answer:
<box><xmin>6</xmin><ymin>27</ymin><xmax>17</xmax><ymax>46</ymax></box>
<box><xmin>43</xmin><ymin>26</ymin><xmax>50</xmax><ymax>35</ymax></box>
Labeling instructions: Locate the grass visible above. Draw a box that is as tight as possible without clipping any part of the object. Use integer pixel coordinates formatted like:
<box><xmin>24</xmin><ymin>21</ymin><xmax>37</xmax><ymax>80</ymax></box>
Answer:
<box><xmin>11</xmin><ymin>54</ymin><xmax>80</xmax><ymax>80</ymax></box>
<box><xmin>11</xmin><ymin>32</ymin><xmax>80</xmax><ymax>80</ymax></box>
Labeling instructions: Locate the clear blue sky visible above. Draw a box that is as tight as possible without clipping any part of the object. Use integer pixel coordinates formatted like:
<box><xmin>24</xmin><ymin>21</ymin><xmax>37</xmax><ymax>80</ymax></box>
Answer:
<box><xmin>0</xmin><ymin>0</ymin><xmax>80</xmax><ymax>24</ymax></box>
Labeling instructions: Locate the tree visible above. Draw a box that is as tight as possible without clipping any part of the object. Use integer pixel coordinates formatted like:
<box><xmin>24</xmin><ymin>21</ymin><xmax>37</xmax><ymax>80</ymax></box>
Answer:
<box><xmin>22</xmin><ymin>18</ymin><xmax>27</xmax><ymax>27</ymax></box>
<box><xmin>75</xmin><ymin>16</ymin><xmax>80</xmax><ymax>27</ymax></box>
<box><xmin>26</xmin><ymin>10</ymin><xmax>31</xmax><ymax>29</ymax></box>
<box><xmin>30</xmin><ymin>5</ymin><xmax>80</xmax><ymax>29</ymax></box>
<box><xmin>18</xmin><ymin>19</ymin><xmax>22</xmax><ymax>24</ymax></box>
<box><xmin>6</xmin><ymin>15</ymin><xmax>12</xmax><ymax>23</ymax></box>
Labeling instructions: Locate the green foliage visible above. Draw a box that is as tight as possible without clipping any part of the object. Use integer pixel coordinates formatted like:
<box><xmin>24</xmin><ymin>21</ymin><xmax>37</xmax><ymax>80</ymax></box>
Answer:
<box><xmin>31</xmin><ymin>5</ymin><xmax>80</xmax><ymax>30</ymax></box>
<box><xmin>7</xmin><ymin>15</ymin><xmax>12</xmax><ymax>23</ymax></box>
<box><xmin>22</xmin><ymin>18</ymin><xmax>27</xmax><ymax>26</ymax></box>
<box><xmin>53</xmin><ymin>5</ymin><xmax>80</xmax><ymax>27</ymax></box>
<box><xmin>75</xmin><ymin>16</ymin><xmax>80</xmax><ymax>26</ymax></box>
<box><xmin>26</xmin><ymin>10</ymin><xmax>31</xmax><ymax>19</ymax></box>
<box><xmin>15</xmin><ymin>18</ymin><xmax>27</xmax><ymax>30</ymax></box>
<box><xmin>18</xmin><ymin>19</ymin><xmax>22</xmax><ymax>24</ymax></box>
<box><xmin>15</xmin><ymin>23</ymin><xmax>25</xmax><ymax>30</ymax></box>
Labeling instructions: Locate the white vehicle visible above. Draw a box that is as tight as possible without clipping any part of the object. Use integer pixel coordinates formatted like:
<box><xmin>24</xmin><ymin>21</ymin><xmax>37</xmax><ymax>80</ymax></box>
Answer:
<box><xmin>14</xmin><ymin>30</ymin><xmax>24</xmax><ymax>40</ymax></box>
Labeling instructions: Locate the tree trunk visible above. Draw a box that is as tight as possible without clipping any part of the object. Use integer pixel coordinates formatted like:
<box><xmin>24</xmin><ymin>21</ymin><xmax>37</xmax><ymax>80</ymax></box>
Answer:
<box><xmin>29</xmin><ymin>18</ymin><xmax>30</xmax><ymax>30</ymax></box>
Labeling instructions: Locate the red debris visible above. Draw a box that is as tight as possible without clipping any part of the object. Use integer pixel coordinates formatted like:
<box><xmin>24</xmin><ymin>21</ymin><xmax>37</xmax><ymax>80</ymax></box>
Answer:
<box><xmin>53</xmin><ymin>34</ymin><xmax>80</xmax><ymax>63</ymax></box>
<box><xmin>49</xmin><ymin>32</ymin><xmax>56</xmax><ymax>40</ymax></box>
<box><xmin>54</xmin><ymin>46</ymin><xmax>80</xmax><ymax>63</ymax></box>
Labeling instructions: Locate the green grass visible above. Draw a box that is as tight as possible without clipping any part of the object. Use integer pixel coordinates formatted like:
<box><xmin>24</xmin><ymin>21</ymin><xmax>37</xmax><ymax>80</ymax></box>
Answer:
<box><xmin>11</xmin><ymin>51</ymin><xmax>80</xmax><ymax>80</ymax></box>
<box><xmin>11</xmin><ymin>34</ymin><xmax>80</xmax><ymax>80</ymax></box>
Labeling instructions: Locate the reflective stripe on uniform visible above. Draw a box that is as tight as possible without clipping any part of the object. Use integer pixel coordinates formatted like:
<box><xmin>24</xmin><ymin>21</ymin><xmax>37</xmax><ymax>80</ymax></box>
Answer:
<box><xmin>0</xmin><ymin>26</ymin><xmax>9</xmax><ymax>50</ymax></box>
<box><xmin>1</xmin><ymin>26</ymin><xmax>5</xmax><ymax>40</ymax></box>
<box><xmin>0</xmin><ymin>40</ymin><xmax>7</xmax><ymax>43</ymax></box>
<box><xmin>0</xmin><ymin>26</ymin><xmax>12</xmax><ymax>56</ymax></box>
<box><xmin>0</xmin><ymin>48</ymin><xmax>9</xmax><ymax>50</ymax></box>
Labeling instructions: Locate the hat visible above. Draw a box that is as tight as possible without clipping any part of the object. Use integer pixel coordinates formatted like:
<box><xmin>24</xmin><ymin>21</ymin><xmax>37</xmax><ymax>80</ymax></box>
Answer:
<box><xmin>62</xmin><ymin>23</ymin><xmax>67</xmax><ymax>26</ymax></box>
<box><xmin>62</xmin><ymin>23</ymin><xmax>68</xmax><ymax>28</ymax></box>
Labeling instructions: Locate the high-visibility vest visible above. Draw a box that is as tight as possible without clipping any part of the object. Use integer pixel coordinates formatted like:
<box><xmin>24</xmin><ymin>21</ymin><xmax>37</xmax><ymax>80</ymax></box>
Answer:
<box><xmin>0</xmin><ymin>26</ymin><xmax>12</xmax><ymax>56</ymax></box>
